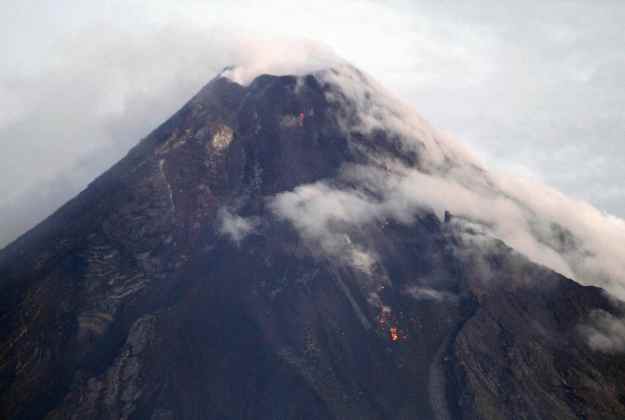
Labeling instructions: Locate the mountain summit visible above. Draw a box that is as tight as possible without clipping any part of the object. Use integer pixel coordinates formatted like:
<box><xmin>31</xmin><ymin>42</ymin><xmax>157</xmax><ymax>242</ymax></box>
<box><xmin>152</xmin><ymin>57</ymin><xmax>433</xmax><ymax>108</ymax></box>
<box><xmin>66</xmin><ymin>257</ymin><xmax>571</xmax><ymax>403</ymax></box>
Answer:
<box><xmin>2</xmin><ymin>62</ymin><xmax>625</xmax><ymax>420</ymax></box>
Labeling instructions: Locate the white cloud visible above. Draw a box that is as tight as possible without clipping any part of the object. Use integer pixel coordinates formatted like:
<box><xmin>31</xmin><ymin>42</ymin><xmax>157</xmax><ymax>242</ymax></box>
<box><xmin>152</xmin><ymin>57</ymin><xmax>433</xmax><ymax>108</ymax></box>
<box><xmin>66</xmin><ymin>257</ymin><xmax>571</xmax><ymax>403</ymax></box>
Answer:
<box><xmin>3</xmin><ymin>0</ymin><xmax>625</xmax><ymax>270</ymax></box>
<box><xmin>579</xmin><ymin>310</ymin><xmax>625</xmax><ymax>353</ymax></box>
<box><xmin>220</xmin><ymin>38</ymin><xmax>341</xmax><ymax>86</ymax></box>
<box><xmin>217</xmin><ymin>208</ymin><xmax>257</xmax><ymax>244</ymax></box>
<box><xmin>403</xmin><ymin>286</ymin><xmax>457</xmax><ymax>302</ymax></box>
<box><xmin>268</xmin><ymin>65</ymin><xmax>625</xmax><ymax>303</ymax></box>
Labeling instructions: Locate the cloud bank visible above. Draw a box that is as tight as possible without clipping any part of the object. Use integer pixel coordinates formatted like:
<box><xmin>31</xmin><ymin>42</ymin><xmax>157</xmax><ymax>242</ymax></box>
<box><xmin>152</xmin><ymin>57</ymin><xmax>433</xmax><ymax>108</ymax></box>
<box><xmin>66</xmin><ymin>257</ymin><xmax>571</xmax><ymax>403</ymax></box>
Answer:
<box><xmin>2</xmin><ymin>0</ymin><xmax>624</xmax><ymax>353</ymax></box>
<box><xmin>0</xmin><ymin>29</ymin><xmax>339</xmax><ymax>248</ymax></box>
<box><xmin>3</xmin><ymin>0</ymin><xmax>625</xmax><ymax>251</ymax></box>
<box><xmin>2</xmin><ymin>16</ymin><xmax>623</xmax><ymax>305</ymax></box>
<box><xmin>268</xmin><ymin>65</ymin><xmax>625</xmax><ymax>303</ymax></box>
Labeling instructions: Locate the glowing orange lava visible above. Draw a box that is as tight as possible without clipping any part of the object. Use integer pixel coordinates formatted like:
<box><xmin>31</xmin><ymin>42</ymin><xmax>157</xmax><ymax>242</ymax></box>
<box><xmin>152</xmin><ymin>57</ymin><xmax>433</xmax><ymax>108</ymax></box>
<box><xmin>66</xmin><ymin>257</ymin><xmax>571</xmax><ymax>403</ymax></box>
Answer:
<box><xmin>390</xmin><ymin>327</ymin><xmax>399</xmax><ymax>342</ymax></box>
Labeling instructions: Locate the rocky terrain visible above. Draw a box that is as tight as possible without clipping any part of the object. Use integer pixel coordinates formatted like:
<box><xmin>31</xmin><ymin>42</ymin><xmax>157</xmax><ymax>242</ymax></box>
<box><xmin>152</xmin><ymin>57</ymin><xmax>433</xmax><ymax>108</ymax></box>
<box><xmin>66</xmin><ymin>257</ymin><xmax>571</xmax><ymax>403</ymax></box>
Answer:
<box><xmin>2</xmin><ymin>65</ymin><xmax>625</xmax><ymax>420</ymax></box>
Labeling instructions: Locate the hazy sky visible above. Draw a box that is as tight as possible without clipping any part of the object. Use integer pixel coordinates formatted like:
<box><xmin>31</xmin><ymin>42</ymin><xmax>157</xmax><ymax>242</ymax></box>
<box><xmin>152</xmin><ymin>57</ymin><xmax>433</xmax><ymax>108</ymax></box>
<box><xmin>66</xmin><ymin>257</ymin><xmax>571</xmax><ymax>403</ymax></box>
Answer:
<box><xmin>1</xmin><ymin>0</ymin><xmax>624</xmax><ymax>247</ymax></box>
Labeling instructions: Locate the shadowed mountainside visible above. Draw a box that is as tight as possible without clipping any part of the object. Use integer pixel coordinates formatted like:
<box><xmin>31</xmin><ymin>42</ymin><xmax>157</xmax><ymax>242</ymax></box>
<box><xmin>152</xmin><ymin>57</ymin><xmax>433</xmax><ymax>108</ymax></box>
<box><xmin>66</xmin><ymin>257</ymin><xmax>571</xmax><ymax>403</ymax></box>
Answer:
<box><xmin>2</xmin><ymin>68</ymin><xmax>625</xmax><ymax>420</ymax></box>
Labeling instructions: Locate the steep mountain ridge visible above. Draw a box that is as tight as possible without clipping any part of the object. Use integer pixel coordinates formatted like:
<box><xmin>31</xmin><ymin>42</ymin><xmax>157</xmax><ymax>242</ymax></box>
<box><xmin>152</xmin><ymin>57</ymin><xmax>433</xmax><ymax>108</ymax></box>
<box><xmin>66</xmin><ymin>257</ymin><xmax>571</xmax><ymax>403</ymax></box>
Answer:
<box><xmin>1</xmin><ymin>65</ymin><xmax>625</xmax><ymax>420</ymax></box>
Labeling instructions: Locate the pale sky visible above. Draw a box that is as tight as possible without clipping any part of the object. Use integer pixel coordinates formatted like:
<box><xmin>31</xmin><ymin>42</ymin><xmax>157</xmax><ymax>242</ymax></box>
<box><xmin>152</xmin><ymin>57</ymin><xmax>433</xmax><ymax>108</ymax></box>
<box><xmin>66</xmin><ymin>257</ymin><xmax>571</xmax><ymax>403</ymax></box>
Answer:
<box><xmin>1</xmin><ymin>0</ymin><xmax>625</xmax><ymax>247</ymax></box>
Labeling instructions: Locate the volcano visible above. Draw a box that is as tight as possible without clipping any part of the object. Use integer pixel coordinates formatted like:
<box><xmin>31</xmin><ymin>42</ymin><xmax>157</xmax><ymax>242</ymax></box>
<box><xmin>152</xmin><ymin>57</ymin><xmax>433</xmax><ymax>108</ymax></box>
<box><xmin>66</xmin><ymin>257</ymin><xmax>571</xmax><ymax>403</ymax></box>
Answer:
<box><xmin>2</xmin><ymin>61</ymin><xmax>625</xmax><ymax>420</ymax></box>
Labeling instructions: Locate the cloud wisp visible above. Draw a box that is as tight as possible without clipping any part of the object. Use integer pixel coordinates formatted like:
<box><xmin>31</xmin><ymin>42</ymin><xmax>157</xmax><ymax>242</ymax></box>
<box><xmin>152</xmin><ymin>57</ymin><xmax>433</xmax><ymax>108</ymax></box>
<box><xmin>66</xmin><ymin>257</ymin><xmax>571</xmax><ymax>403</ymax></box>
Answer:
<box><xmin>217</xmin><ymin>208</ymin><xmax>257</xmax><ymax>245</ymax></box>
<box><xmin>579</xmin><ymin>310</ymin><xmax>625</xmax><ymax>353</ymax></box>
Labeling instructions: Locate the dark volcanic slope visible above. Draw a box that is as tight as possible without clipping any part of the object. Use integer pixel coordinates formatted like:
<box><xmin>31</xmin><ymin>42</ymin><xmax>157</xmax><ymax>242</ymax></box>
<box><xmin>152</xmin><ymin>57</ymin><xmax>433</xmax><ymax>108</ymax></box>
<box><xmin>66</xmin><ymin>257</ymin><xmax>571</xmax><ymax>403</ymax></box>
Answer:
<box><xmin>2</xmin><ymin>69</ymin><xmax>625</xmax><ymax>420</ymax></box>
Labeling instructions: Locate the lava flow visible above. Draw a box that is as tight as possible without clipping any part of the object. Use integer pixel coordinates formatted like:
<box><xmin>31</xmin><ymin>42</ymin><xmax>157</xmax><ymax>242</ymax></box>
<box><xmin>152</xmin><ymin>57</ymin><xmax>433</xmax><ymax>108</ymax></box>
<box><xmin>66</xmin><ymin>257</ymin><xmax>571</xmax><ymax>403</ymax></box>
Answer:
<box><xmin>390</xmin><ymin>327</ymin><xmax>399</xmax><ymax>342</ymax></box>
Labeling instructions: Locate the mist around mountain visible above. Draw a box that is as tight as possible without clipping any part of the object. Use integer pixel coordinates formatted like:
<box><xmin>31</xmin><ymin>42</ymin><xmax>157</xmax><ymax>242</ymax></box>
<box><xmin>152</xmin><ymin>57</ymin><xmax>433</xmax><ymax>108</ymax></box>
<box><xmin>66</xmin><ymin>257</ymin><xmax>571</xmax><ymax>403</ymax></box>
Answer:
<box><xmin>2</xmin><ymin>51</ymin><xmax>625</xmax><ymax>419</ymax></box>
